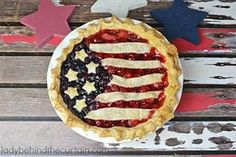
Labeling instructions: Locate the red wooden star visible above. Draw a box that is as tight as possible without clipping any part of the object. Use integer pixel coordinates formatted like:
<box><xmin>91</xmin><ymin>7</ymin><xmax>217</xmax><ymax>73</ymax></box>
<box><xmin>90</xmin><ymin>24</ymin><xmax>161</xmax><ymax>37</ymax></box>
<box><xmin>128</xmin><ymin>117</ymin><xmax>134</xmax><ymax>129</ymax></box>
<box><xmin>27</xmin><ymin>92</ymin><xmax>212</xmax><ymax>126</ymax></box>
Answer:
<box><xmin>20</xmin><ymin>0</ymin><xmax>76</xmax><ymax>48</ymax></box>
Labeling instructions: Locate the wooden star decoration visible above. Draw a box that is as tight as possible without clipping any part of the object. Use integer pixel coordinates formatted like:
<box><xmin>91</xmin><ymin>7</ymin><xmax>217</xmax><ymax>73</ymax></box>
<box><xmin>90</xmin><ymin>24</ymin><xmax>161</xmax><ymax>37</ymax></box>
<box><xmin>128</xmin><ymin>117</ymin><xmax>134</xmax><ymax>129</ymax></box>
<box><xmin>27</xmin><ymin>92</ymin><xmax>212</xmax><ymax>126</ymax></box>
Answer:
<box><xmin>91</xmin><ymin>0</ymin><xmax>148</xmax><ymax>17</ymax></box>
<box><xmin>150</xmin><ymin>0</ymin><xmax>208</xmax><ymax>45</ymax></box>
<box><xmin>20</xmin><ymin>0</ymin><xmax>76</xmax><ymax>48</ymax></box>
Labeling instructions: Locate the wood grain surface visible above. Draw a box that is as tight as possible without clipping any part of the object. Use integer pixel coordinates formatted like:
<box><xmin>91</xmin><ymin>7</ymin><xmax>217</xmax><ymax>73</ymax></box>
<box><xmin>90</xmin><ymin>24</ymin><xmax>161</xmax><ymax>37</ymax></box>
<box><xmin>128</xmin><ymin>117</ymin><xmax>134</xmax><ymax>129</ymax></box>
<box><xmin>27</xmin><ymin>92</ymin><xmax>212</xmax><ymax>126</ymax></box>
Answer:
<box><xmin>0</xmin><ymin>0</ymin><xmax>236</xmax><ymax>155</ymax></box>
<box><xmin>1</xmin><ymin>27</ymin><xmax>236</xmax><ymax>54</ymax></box>
<box><xmin>106</xmin><ymin>121</ymin><xmax>236</xmax><ymax>151</ymax></box>
<box><xmin>0</xmin><ymin>121</ymin><xmax>235</xmax><ymax>154</ymax></box>
<box><xmin>0</xmin><ymin>56</ymin><xmax>235</xmax><ymax>85</ymax></box>
<box><xmin>0</xmin><ymin>88</ymin><xmax>235</xmax><ymax>118</ymax></box>
<box><xmin>1</xmin><ymin>0</ymin><xmax>236</xmax><ymax>25</ymax></box>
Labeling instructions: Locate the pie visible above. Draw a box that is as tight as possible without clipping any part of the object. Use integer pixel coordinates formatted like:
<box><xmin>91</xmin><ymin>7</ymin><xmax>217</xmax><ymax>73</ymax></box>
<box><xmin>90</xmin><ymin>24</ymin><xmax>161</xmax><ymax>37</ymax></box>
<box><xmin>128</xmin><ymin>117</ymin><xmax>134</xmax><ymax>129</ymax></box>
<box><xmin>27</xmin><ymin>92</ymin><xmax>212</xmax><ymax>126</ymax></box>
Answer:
<box><xmin>48</xmin><ymin>17</ymin><xmax>181</xmax><ymax>141</ymax></box>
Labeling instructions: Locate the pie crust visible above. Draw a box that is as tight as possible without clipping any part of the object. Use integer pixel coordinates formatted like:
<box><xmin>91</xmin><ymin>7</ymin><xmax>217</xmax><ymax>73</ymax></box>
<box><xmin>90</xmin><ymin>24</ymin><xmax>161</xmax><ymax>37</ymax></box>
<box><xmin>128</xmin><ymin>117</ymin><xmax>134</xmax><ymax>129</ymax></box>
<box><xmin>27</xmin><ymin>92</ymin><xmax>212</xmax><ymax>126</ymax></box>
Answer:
<box><xmin>48</xmin><ymin>17</ymin><xmax>181</xmax><ymax>141</ymax></box>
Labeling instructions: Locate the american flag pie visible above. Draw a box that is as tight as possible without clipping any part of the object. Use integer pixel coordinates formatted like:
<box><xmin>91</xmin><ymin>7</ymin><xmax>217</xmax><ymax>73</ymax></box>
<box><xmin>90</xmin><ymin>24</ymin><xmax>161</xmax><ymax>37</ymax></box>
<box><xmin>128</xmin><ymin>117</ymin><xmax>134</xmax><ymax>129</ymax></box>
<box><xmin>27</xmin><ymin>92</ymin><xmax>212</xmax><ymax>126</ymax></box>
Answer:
<box><xmin>49</xmin><ymin>17</ymin><xmax>181</xmax><ymax>141</ymax></box>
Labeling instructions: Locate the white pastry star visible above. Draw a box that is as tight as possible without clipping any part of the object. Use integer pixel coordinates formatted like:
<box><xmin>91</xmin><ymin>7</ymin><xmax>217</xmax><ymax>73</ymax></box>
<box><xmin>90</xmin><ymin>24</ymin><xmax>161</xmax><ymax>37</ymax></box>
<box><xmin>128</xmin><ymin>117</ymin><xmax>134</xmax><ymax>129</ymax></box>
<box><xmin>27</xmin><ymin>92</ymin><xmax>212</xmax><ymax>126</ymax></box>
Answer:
<box><xmin>74</xmin><ymin>99</ymin><xmax>87</xmax><ymax>112</ymax></box>
<box><xmin>65</xmin><ymin>69</ymin><xmax>78</xmax><ymax>82</ymax></box>
<box><xmin>65</xmin><ymin>87</ymin><xmax>78</xmax><ymax>99</ymax></box>
<box><xmin>91</xmin><ymin>0</ymin><xmax>148</xmax><ymax>17</ymax></box>
<box><xmin>86</xmin><ymin>62</ymin><xmax>98</xmax><ymax>74</ymax></box>
<box><xmin>83</xmin><ymin>81</ymin><xmax>96</xmax><ymax>94</ymax></box>
<box><xmin>75</xmin><ymin>49</ymin><xmax>88</xmax><ymax>61</ymax></box>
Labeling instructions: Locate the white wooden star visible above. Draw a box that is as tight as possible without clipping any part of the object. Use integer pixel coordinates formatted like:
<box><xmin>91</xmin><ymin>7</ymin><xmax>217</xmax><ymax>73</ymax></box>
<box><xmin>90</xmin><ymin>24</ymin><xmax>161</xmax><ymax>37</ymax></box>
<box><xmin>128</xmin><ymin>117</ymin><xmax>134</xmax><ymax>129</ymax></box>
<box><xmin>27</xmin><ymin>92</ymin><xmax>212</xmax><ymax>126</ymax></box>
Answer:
<box><xmin>91</xmin><ymin>0</ymin><xmax>148</xmax><ymax>17</ymax></box>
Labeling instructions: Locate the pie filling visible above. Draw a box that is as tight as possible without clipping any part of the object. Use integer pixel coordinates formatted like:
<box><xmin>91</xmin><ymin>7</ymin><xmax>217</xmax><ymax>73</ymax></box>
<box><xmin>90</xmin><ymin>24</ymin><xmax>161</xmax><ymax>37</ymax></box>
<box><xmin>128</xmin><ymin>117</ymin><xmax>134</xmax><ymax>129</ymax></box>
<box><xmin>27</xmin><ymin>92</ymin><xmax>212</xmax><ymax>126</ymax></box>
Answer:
<box><xmin>60</xmin><ymin>29</ymin><xmax>168</xmax><ymax>128</ymax></box>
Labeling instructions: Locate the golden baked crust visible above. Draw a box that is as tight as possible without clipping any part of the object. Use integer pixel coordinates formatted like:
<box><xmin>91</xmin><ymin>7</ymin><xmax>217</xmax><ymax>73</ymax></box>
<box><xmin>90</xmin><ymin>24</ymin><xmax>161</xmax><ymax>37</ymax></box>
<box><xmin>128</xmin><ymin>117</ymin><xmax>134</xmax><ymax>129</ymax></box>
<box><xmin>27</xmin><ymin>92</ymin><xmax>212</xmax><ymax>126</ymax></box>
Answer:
<box><xmin>48</xmin><ymin>17</ymin><xmax>181</xmax><ymax>141</ymax></box>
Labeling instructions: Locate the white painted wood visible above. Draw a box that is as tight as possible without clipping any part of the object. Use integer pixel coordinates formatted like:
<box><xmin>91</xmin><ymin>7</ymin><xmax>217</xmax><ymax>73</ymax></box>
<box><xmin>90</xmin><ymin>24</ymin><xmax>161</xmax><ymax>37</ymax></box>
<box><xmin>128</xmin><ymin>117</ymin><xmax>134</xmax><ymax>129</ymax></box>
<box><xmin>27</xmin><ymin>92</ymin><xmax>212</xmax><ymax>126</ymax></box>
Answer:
<box><xmin>188</xmin><ymin>0</ymin><xmax>236</xmax><ymax>25</ymax></box>
<box><xmin>51</xmin><ymin>0</ymin><xmax>62</xmax><ymax>6</ymax></box>
<box><xmin>0</xmin><ymin>121</ymin><xmax>235</xmax><ymax>152</ymax></box>
<box><xmin>180</xmin><ymin>57</ymin><xmax>236</xmax><ymax>84</ymax></box>
<box><xmin>91</xmin><ymin>0</ymin><xmax>148</xmax><ymax>17</ymax></box>
<box><xmin>105</xmin><ymin>121</ymin><xmax>236</xmax><ymax>150</ymax></box>
<box><xmin>150</xmin><ymin>0</ymin><xmax>236</xmax><ymax>25</ymax></box>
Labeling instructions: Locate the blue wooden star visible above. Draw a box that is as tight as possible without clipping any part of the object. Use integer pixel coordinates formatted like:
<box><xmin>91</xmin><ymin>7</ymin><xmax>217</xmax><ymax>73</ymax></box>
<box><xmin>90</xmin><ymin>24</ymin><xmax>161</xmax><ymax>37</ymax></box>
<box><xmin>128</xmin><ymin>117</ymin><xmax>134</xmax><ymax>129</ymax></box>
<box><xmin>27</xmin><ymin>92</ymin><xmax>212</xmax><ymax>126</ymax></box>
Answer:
<box><xmin>150</xmin><ymin>0</ymin><xmax>208</xmax><ymax>45</ymax></box>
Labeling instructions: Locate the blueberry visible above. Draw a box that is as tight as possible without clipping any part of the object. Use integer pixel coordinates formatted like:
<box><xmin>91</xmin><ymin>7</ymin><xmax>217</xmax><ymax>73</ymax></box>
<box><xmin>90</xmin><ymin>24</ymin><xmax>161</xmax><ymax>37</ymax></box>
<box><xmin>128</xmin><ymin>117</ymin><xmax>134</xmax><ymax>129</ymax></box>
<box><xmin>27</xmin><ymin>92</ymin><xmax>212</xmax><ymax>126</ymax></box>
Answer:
<box><xmin>97</xmin><ymin>87</ymin><xmax>104</xmax><ymax>94</ymax></box>
<box><xmin>95</xmin><ymin>75</ymin><xmax>100</xmax><ymax>81</ymax></box>
<box><xmin>86</xmin><ymin>97</ymin><xmax>96</xmax><ymax>105</ymax></box>
<box><xmin>81</xmin><ymin>107</ymin><xmax>89</xmax><ymax>115</ymax></box>
<box><xmin>79</xmin><ymin>89</ymin><xmax>88</xmax><ymax>98</ymax></box>
<box><xmin>78</xmin><ymin>111</ymin><xmax>86</xmax><ymax>119</ymax></box>
<box><xmin>88</xmin><ymin>103</ymin><xmax>97</xmax><ymax>111</ymax></box>
<box><xmin>93</xmin><ymin>57</ymin><xmax>101</xmax><ymax>64</ymax></box>
<box><xmin>73</xmin><ymin>43</ymin><xmax>84</xmax><ymax>51</ymax></box>
<box><xmin>70</xmin><ymin>106</ymin><xmax>86</xmax><ymax>119</ymax></box>
<box><xmin>78</xmin><ymin>77</ymin><xmax>86</xmax><ymax>86</ymax></box>
<box><xmin>67</xmin><ymin>52</ymin><xmax>75</xmax><ymax>60</ymax></box>
<box><xmin>84</xmin><ymin>57</ymin><xmax>90</xmax><ymax>64</ymax></box>
<box><xmin>98</xmin><ymin>80</ymin><xmax>107</xmax><ymax>87</ymax></box>
<box><xmin>62</xmin><ymin>94</ymin><xmax>75</xmax><ymax>107</ymax></box>
<box><xmin>88</xmin><ymin>73</ymin><xmax>96</xmax><ymax>82</ymax></box>
<box><xmin>89</xmin><ymin>91</ymin><xmax>98</xmax><ymax>99</ymax></box>
<box><xmin>96</xmin><ymin>66</ymin><xmax>105</xmax><ymax>74</ymax></box>
<box><xmin>60</xmin><ymin>84</ymin><xmax>68</xmax><ymax>91</ymax></box>
<box><xmin>88</xmin><ymin>52</ymin><xmax>96</xmax><ymax>60</ymax></box>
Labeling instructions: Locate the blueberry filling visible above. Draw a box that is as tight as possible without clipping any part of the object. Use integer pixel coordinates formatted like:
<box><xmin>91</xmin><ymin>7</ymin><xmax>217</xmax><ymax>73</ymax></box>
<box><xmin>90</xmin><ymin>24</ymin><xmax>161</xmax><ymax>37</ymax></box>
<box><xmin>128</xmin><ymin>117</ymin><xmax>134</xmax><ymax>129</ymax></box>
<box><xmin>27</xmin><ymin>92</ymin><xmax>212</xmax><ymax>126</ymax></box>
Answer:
<box><xmin>60</xmin><ymin>41</ymin><xmax>112</xmax><ymax>120</ymax></box>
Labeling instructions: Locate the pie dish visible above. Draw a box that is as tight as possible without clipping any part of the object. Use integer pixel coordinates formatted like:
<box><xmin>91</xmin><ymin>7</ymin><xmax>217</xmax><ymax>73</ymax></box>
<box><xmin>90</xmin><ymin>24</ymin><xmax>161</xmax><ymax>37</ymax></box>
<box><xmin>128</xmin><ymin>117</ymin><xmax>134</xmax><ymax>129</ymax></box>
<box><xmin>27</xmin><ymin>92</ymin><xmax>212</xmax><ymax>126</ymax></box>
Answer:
<box><xmin>48</xmin><ymin>17</ymin><xmax>181</xmax><ymax>142</ymax></box>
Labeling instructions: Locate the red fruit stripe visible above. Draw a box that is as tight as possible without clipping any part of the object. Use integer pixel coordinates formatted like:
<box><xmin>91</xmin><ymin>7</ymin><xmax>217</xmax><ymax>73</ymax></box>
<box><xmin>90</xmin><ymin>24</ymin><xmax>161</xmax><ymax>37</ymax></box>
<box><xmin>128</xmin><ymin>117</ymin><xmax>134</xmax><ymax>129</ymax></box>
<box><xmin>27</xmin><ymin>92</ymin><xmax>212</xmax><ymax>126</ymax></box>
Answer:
<box><xmin>106</xmin><ymin>66</ymin><xmax>167</xmax><ymax>78</ymax></box>
<box><xmin>96</xmin><ymin>52</ymin><xmax>165</xmax><ymax>61</ymax></box>
<box><xmin>105</xmin><ymin>81</ymin><xmax>168</xmax><ymax>93</ymax></box>
<box><xmin>96</xmin><ymin>92</ymin><xmax>165</xmax><ymax>109</ymax></box>
<box><xmin>83</xmin><ymin>110</ymin><xmax>155</xmax><ymax>128</ymax></box>
<box><xmin>85</xmin><ymin>29</ymin><xmax>148</xmax><ymax>44</ymax></box>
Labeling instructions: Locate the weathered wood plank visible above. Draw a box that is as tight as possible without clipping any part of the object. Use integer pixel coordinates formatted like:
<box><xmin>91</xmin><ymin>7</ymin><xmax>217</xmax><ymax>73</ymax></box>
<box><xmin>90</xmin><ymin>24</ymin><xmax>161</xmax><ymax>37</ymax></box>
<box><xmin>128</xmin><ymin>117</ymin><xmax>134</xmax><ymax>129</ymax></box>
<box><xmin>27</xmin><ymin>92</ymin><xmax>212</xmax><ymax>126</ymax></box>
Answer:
<box><xmin>0</xmin><ymin>121</ymin><xmax>235</xmax><ymax>153</ymax></box>
<box><xmin>0</xmin><ymin>88</ymin><xmax>55</xmax><ymax>117</ymax></box>
<box><xmin>182</xmin><ymin>57</ymin><xmax>236</xmax><ymax>85</ymax></box>
<box><xmin>173</xmin><ymin>28</ymin><xmax>236</xmax><ymax>54</ymax></box>
<box><xmin>1</xmin><ymin>56</ymin><xmax>236</xmax><ymax>85</ymax></box>
<box><xmin>1</xmin><ymin>27</ymin><xmax>236</xmax><ymax>54</ymax></box>
<box><xmin>0</xmin><ymin>56</ymin><xmax>48</xmax><ymax>84</ymax></box>
<box><xmin>106</xmin><ymin>121</ymin><xmax>236</xmax><ymax>151</ymax></box>
<box><xmin>0</xmin><ymin>156</ymin><xmax>206</xmax><ymax>157</ymax></box>
<box><xmin>0</xmin><ymin>0</ymin><xmax>236</xmax><ymax>25</ymax></box>
<box><xmin>0</xmin><ymin>156</ymin><xmax>204</xmax><ymax>157</ymax></box>
<box><xmin>0</xmin><ymin>26</ymin><xmax>62</xmax><ymax>53</ymax></box>
<box><xmin>0</xmin><ymin>88</ymin><xmax>235</xmax><ymax>117</ymax></box>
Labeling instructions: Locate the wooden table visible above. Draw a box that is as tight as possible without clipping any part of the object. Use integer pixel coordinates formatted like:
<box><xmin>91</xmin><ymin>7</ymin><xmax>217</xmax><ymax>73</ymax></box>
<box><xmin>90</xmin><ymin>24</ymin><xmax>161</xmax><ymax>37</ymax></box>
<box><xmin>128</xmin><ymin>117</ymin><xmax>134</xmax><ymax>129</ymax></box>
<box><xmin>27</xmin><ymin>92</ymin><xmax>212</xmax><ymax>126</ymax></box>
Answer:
<box><xmin>0</xmin><ymin>0</ymin><xmax>236</xmax><ymax>156</ymax></box>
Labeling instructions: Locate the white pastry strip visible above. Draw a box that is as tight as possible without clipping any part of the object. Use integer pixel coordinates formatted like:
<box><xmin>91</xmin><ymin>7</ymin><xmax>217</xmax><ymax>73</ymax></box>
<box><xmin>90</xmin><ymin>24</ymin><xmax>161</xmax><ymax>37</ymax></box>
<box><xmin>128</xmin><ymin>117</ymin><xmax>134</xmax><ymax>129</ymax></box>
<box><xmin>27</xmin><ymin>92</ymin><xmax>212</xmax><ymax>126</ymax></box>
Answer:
<box><xmin>85</xmin><ymin>108</ymin><xmax>152</xmax><ymax>120</ymax></box>
<box><xmin>89</xmin><ymin>42</ymin><xmax>151</xmax><ymax>54</ymax></box>
<box><xmin>101</xmin><ymin>58</ymin><xmax>162</xmax><ymax>69</ymax></box>
<box><xmin>95</xmin><ymin>91</ymin><xmax>162</xmax><ymax>103</ymax></box>
<box><xmin>109</xmin><ymin>73</ymin><xmax>163</xmax><ymax>88</ymax></box>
